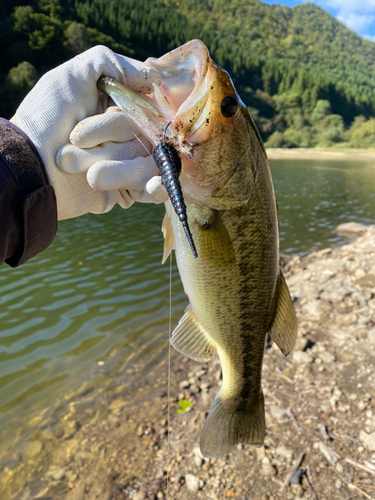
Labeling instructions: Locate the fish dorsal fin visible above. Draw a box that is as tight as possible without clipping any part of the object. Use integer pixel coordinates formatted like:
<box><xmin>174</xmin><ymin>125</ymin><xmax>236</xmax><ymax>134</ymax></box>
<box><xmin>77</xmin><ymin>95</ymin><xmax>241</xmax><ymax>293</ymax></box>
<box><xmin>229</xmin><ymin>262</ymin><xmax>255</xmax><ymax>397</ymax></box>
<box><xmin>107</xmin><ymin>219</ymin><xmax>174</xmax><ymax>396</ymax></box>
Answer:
<box><xmin>269</xmin><ymin>272</ymin><xmax>298</xmax><ymax>356</ymax></box>
<box><xmin>161</xmin><ymin>213</ymin><xmax>175</xmax><ymax>264</ymax></box>
<box><xmin>171</xmin><ymin>305</ymin><xmax>216</xmax><ymax>363</ymax></box>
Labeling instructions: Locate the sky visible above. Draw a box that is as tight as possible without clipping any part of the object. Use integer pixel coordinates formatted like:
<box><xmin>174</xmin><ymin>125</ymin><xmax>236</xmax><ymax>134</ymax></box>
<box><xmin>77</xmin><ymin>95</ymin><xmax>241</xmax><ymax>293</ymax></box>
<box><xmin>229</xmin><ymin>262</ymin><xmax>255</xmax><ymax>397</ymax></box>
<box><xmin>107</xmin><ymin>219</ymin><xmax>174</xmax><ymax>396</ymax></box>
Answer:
<box><xmin>262</xmin><ymin>0</ymin><xmax>375</xmax><ymax>41</ymax></box>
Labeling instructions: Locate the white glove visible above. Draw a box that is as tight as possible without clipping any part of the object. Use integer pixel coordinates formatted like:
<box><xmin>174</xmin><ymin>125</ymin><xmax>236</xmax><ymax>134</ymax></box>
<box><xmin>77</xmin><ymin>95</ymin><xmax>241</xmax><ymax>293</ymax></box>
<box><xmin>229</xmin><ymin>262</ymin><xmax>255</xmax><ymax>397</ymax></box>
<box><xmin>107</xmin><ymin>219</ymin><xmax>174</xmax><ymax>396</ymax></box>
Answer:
<box><xmin>58</xmin><ymin>106</ymin><xmax>168</xmax><ymax>206</ymax></box>
<box><xmin>11</xmin><ymin>45</ymin><xmax>167</xmax><ymax>220</ymax></box>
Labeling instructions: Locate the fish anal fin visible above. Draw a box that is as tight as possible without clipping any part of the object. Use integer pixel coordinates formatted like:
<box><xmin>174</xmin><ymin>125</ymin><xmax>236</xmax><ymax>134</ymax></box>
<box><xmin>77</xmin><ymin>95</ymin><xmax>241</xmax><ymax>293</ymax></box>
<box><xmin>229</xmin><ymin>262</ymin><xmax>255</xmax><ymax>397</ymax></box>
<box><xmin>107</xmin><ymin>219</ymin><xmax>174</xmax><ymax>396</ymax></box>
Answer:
<box><xmin>269</xmin><ymin>272</ymin><xmax>298</xmax><ymax>356</ymax></box>
<box><xmin>161</xmin><ymin>213</ymin><xmax>175</xmax><ymax>264</ymax></box>
<box><xmin>171</xmin><ymin>305</ymin><xmax>216</xmax><ymax>363</ymax></box>
<box><xmin>200</xmin><ymin>392</ymin><xmax>265</xmax><ymax>459</ymax></box>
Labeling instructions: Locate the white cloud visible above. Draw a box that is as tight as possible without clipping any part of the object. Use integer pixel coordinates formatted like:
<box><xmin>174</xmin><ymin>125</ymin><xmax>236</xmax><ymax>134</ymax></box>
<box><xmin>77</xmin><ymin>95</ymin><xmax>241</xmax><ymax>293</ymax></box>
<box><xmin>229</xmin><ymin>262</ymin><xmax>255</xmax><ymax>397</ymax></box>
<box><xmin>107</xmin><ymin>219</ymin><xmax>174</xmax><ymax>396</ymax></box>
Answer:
<box><xmin>305</xmin><ymin>0</ymin><xmax>375</xmax><ymax>36</ymax></box>
<box><xmin>337</xmin><ymin>12</ymin><xmax>375</xmax><ymax>33</ymax></box>
<box><xmin>316</xmin><ymin>0</ymin><xmax>375</xmax><ymax>13</ymax></box>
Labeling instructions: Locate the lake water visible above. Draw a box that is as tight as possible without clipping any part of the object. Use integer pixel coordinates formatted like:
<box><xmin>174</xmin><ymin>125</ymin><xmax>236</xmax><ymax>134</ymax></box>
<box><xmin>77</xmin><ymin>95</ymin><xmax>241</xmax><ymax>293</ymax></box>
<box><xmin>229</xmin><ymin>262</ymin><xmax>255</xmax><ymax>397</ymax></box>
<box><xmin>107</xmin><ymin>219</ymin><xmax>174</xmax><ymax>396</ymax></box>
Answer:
<box><xmin>0</xmin><ymin>159</ymin><xmax>374</xmax><ymax>463</ymax></box>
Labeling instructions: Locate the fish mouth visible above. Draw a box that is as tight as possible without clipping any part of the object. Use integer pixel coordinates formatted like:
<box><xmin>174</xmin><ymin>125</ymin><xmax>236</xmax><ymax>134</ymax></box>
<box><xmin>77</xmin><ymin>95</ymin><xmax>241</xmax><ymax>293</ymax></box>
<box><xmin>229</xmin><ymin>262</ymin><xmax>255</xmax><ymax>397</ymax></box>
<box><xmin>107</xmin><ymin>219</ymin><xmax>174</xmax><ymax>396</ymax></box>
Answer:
<box><xmin>98</xmin><ymin>40</ymin><xmax>217</xmax><ymax>152</ymax></box>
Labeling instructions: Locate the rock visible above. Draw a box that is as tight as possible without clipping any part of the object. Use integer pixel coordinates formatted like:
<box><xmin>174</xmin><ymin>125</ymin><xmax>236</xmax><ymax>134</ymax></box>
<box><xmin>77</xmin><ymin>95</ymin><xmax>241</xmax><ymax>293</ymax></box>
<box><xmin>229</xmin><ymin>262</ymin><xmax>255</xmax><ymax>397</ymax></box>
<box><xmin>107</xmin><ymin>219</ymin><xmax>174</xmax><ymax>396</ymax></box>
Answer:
<box><xmin>292</xmin><ymin>350</ymin><xmax>313</xmax><ymax>364</ymax></box>
<box><xmin>302</xmin><ymin>299</ymin><xmax>323</xmax><ymax>319</ymax></box>
<box><xmin>368</xmin><ymin>329</ymin><xmax>375</xmax><ymax>344</ymax></box>
<box><xmin>269</xmin><ymin>405</ymin><xmax>289</xmax><ymax>423</ymax></box>
<box><xmin>108</xmin><ymin>398</ymin><xmax>126</xmax><ymax>414</ymax></box>
<box><xmin>261</xmin><ymin>463</ymin><xmax>276</xmax><ymax>476</ymax></box>
<box><xmin>136</xmin><ymin>424</ymin><xmax>144</xmax><ymax>437</ymax></box>
<box><xmin>336</xmin><ymin>313</ymin><xmax>357</xmax><ymax>327</ymax></box>
<box><xmin>318</xmin><ymin>351</ymin><xmax>336</xmax><ymax>363</ymax></box>
<box><xmin>335</xmin><ymin>222</ymin><xmax>367</xmax><ymax>238</ymax></box>
<box><xmin>290</xmin><ymin>468</ymin><xmax>305</xmax><ymax>484</ymax></box>
<box><xmin>294</xmin><ymin>337</ymin><xmax>309</xmax><ymax>351</ymax></box>
<box><xmin>49</xmin><ymin>468</ymin><xmax>66</xmax><ymax>481</ymax></box>
<box><xmin>179</xmin><ymin>380</ymin><xmax>190</xmax><ymax>390</ymax></box>
<box><xmin>354</xmin><ymin>274</ymin><xmax>375</xmax><ymax>287</ymax></box>
<box><xmin>256</xmin><ymin>446</ymin><xmax>266</xmax><ymax>461</ymax></box>
<box><xmin>185</xmin><ymin>473</ymin><xmax>200</xmax><ymax>493</ymax></box>
<box><xmin>133</xmin><ymin>492</ymin><xmax>146</xmax><ymax>500</ymax></box>
<box><xmin>363</xmin><ymin>432</ymin><xmax>375</xmax><ymax>451</ymax></box>
<box><xmin>63</xmin><ymin>420</ymin><xmax>79</xmax><ymax>439</ymax></box>
<box><xmin>275</xmin><ymin>446</ymin><xmax>293</xmax><ymax>461</ymax></box>
<box><xmin>23</xmin><ymin>440</ymin><xmax>43</xmax><ymax>460</ymax></box>
<box><xmin>340</xmin><ymin>351</ymin><xmax>356</xmax><ymax>363</ymax></box>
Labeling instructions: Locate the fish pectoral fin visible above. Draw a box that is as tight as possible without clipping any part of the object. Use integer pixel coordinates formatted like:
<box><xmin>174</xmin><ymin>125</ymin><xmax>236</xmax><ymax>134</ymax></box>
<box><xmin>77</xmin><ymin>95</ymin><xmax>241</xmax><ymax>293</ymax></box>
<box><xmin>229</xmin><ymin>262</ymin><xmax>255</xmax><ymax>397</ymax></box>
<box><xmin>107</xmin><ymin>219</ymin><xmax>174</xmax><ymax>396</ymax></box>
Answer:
<box><xmin>269</xmin><ymin>272</ymin><xmax>298</xmax><ymax>356</ymax></box>
<box><xmin>197</xmin><ymin>211</ymin><xmax>235</xmax><ymax>267</ymax></box>
<box><xmin>161</xmin><ymin>213</ymin><xmax>175</xmax><ymax>264</ymax></box>
<box><xmin>171</xmin><ymin>305</ymin><xmax>216</xmax><ymax>363</ymax></box>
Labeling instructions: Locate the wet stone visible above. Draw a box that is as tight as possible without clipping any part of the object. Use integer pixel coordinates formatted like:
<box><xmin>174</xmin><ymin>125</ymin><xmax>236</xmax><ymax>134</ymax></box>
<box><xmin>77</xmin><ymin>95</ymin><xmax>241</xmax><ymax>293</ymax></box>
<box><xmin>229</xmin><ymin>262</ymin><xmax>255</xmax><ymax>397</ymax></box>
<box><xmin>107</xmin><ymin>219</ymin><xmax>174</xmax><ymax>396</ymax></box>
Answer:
<box><xmin>63</xmin><ymin>420</ymin><xmax>79</xmax><ymax>439</ymax></box>
<box><xmin>23</xmin><ymin>440</ymin><xmax>43</xmax><ymax>460</ymax></box>
<box><xmin>49</xmin><ymin>468</ymin><xmax>66</xmax><ymax>481</ymax></box>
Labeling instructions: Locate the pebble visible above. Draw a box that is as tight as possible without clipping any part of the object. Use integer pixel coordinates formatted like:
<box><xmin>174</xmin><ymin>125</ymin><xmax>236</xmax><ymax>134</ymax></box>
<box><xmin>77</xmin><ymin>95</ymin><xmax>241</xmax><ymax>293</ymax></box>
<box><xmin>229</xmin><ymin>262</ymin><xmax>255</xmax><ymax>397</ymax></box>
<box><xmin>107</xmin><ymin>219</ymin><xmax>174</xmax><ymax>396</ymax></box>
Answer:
<box><xmin>336</xmin><ymin>313</ymin><xmax>357</xmax><ymax>327</ymax></box>
<box><xmin>23</xmin><ymin>440</ymin><xmax>43</xmax><ymax>460</ymax></box>
<box><xmin>292</xmin><ymin>350</ymin><xmax>313</xmax><ymax>364</ymax></box>
<box><xmin>335</xmin><ymin>222</ymin><xmax>367</xmax><ymax>237</ymax></box>
<box><xmin>133</xmin><ymin>492</ymin><xmax>146</xmax><ymax>500</ymax></box>
<box><xmin>63</xmin><ymin>420</ymin><xmax>79</xmax><ymax>439</ymax></box>
<box><xmin>261</xmin><ymin>463</ymin><xmax>276</xmax><ymax>476</ymax></box>
<box><xmin>179</xmin><ymin>380</ymin><xmax>190</xmax><ymax>390</ymax></box>
<box><xmin>294</xmin><ymin>337</ymin><xmax>309</xmax><ymax>351</ymax></box>
<box><xmin>318</xmin><ymin>351</ymin><xmax>336</xmax><ymax>363</ymax></box>
<box><xmin>275</xmin><ymin>446</ymin><xmax>293</xmax><ymax>461</ymax></box>
<box><xmin>269</xmin><ymin>405</ymin><xmax>290</xmax><ymax>423</ymax></box>
<box><xmin>49</xmin><ymin>468</ymin><xmax>66</xmax><ymax>480</ymax></box>
<box><xmin>363</xmin><ymin>432</ymin><xmax>375</xmax><ymax>451</ymax></box>
<box><xmin>185</xmin><ymin>473</ymin><xmax>200</xmax><ymax>493</ymax></box>
<box><xmin>368</xmin><ymin>329</ymin><xmax>375</xmax><ymax>344</ymax></box>
<box><xmin>340</xmin><ymin>351</ymin><xmax>356</xmax><ymax>363</ymax></box>
<box><xmin>136</xmin><ymin>424</ymin><xmax>144</xmax><ymax>437</ymax></box>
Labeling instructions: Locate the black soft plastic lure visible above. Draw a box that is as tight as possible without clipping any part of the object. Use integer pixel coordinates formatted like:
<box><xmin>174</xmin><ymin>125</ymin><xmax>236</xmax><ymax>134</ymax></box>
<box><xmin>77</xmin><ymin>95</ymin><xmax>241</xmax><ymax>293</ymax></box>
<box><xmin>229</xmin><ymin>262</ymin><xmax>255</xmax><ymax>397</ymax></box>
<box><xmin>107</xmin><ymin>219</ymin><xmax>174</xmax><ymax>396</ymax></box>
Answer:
<box><xmin>153</xmin><ymin>123</ymin><xmax>198</xmax><ymax>259</ymax></box>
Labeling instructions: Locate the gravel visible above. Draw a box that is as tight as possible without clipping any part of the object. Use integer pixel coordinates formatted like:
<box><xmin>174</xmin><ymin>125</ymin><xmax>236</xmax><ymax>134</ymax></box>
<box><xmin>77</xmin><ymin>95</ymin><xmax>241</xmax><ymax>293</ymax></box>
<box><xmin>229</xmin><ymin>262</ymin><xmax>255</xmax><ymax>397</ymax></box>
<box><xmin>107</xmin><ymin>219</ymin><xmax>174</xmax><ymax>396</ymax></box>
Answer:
<box><xmin>2</xmin><ymin>225</ymin><xmax>375</xmax><ymax>500</ymax></box>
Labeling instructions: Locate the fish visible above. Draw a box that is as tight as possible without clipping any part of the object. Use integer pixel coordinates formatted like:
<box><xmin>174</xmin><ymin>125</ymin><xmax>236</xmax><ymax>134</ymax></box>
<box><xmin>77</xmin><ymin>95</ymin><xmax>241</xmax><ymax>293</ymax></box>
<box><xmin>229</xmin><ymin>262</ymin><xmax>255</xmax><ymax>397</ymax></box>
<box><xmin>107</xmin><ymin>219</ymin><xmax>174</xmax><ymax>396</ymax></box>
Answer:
<box><xmin>98</xmin><ymin>39</ymin><xmax>298</xmax><ymax>459</ymax></box>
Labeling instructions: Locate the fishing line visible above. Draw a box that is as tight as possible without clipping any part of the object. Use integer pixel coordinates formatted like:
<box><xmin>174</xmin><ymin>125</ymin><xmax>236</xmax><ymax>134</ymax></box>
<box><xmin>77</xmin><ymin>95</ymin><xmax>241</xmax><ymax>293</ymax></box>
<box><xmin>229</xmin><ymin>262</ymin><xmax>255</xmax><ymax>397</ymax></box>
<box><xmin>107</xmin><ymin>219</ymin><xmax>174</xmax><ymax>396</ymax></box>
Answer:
<box><xmin>166</xmin><ymin>228</ymin><xmax>172</xmax><ymax>500</ymax></box>
<box><xmin>130</xmin><ymin>126</ymin><xmax>173</xmax><ymax>497</ymax></box>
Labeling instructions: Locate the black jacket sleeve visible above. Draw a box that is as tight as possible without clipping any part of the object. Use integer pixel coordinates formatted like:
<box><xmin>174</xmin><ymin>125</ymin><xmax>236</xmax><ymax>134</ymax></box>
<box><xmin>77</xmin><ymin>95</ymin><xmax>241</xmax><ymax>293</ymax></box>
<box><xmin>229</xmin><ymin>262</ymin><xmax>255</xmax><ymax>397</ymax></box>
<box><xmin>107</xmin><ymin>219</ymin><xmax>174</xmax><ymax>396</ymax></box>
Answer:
<box><xmin>0</xmin><ymin>118</ymin><xmax>57</xmax><ymax>267</ymax></box>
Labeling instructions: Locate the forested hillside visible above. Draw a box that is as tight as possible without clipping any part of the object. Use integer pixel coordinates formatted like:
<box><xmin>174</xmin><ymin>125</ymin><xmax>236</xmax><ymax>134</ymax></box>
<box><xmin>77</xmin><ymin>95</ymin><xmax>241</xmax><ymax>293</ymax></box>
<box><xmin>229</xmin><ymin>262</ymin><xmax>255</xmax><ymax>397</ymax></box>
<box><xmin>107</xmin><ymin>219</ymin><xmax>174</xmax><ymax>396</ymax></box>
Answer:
<box><xmin>2</xmin><ymin>0</ymin><xmax>375</xmax><ymax>148</ymax></box>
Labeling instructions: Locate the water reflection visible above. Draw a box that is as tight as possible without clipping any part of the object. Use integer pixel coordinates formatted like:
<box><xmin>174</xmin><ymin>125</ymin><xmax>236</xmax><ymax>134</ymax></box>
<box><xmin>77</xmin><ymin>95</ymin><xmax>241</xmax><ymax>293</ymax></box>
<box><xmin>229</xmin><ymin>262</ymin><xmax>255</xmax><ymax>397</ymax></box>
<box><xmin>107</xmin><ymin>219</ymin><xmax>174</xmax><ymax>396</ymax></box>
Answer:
<box><xmin>271</xmin><ymin>159</ymin><xmax>375</xmax><ymax>254</ymax></box>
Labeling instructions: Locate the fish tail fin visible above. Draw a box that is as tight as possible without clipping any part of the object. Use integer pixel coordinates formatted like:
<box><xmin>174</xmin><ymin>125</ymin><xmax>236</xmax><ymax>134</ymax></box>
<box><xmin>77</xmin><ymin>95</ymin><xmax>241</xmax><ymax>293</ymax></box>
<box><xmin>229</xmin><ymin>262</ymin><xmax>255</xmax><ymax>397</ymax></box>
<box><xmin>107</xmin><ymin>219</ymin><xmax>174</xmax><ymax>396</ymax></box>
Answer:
<box><xmin>199</xmin><ymin>393</ymin><xmax>265</xmax><ymax>459</ymax></box>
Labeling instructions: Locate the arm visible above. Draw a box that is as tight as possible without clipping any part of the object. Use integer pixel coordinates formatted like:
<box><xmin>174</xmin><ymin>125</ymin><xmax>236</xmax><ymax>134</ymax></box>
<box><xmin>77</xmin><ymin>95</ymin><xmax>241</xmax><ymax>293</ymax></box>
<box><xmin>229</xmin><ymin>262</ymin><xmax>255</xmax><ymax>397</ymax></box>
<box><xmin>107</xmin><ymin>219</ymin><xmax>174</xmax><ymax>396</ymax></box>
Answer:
<box><xmin>0</xmin><ymin>119</ymin><xmax>56</xmax><ymax>267</ymax></box>
<box><xmin>1</xmin><ymin>46</ymin><xmax>167</xmax><ymax>267</ymax></box>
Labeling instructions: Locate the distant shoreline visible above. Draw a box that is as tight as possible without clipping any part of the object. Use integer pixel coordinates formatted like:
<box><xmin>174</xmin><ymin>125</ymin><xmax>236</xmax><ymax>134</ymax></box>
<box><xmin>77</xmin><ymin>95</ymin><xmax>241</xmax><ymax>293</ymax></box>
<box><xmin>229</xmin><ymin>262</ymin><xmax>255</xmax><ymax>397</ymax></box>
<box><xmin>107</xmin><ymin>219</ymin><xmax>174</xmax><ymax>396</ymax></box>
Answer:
<box><xmin>266</xmin><ymin>147</ymin><xmax>375</xmax><ymax>162</ymax></box>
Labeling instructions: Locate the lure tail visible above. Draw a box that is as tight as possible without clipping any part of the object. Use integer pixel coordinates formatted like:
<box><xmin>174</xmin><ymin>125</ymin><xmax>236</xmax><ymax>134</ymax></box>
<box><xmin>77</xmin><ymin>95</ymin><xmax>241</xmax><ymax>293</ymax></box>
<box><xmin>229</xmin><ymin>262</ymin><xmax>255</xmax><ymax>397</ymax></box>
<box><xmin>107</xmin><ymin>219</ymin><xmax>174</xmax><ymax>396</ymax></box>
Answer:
<box><xmin>200</xmin><ymin>393</ymin><xmax>265</xmax><ymax>458</ymax></box>
<box><xmin>153</xmin><ymin>140</ymin><xmax>198</xmax><ymax>258</ymax></box>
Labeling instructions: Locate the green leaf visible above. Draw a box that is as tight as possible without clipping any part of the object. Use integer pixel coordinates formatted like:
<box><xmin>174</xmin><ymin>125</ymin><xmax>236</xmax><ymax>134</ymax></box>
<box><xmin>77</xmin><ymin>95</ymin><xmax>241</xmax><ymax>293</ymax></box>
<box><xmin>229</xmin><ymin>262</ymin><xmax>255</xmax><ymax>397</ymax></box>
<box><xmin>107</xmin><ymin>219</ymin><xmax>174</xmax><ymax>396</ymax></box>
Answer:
<box><xmin>177</xmin><ymin>399</ymin><xmax>194</xmax><ymax>414</ymax></box>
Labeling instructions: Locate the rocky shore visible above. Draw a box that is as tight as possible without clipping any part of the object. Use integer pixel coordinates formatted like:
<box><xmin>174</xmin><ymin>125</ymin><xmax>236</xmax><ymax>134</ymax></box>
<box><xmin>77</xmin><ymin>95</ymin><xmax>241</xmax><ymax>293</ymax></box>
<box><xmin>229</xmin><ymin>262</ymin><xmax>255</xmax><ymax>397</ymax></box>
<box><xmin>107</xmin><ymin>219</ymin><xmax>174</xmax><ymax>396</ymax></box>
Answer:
<box><xmin>266</xmin><ymin>147</ymin><xmax>375</xmax><ymax>162</ymax></box>
<box><xmin>1</xmin><ymin>225</ymin><xmax>375</xmax><ymax>500</ymax></box>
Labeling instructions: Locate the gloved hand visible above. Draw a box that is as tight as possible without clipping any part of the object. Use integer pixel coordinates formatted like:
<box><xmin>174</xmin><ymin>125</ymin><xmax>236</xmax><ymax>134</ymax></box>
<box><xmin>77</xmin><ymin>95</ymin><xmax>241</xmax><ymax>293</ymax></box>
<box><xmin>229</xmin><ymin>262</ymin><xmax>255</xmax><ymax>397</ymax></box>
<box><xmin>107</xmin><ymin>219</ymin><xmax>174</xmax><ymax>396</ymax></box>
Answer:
<box><xmin>11</xmin><ymin>45</ymin><xmax>168</xmax><ymax>220</ymax></box>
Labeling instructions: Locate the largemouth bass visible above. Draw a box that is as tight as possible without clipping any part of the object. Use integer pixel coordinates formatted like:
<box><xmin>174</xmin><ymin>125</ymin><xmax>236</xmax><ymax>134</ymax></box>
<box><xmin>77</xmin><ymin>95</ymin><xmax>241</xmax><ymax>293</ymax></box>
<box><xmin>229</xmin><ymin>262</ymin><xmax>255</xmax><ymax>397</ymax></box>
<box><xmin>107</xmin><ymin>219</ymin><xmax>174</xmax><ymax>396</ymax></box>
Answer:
<box><xmin>98</xmin><ymin>40</ymin><xmax>298</xmax><ymax>459</ymax></box>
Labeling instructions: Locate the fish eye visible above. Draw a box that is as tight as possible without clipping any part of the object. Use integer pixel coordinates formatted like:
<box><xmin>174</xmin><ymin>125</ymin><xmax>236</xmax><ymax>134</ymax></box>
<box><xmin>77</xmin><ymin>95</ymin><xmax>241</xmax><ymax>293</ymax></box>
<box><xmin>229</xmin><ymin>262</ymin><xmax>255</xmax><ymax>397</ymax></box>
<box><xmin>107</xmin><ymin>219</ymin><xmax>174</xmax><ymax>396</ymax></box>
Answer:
<box><xmin>221</xmin><ymin>96</ymin><xmax>239</xmax><ymax>118</ymax></box>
